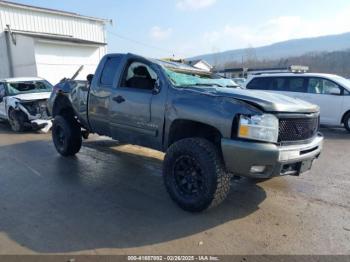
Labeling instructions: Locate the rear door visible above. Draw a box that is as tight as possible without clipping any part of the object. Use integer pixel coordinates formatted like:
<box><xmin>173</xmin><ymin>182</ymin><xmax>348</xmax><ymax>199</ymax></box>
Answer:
<box><xmin>0</xmin><ymin>83</ymin><xmax>7</xmax><ymax>118</ymax></box>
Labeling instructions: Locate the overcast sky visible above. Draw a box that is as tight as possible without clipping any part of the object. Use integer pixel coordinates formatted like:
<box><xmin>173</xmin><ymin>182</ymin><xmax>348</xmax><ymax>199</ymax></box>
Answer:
<box><xmin>10</xmin><ymin>0</ymin><xmax>350</xmax><ymax>58</ymax></box>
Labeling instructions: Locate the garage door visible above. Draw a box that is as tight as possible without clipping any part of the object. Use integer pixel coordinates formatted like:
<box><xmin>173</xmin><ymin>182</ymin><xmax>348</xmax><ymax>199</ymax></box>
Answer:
<box><xmin>35</xmin><ymin>40</ymin><xmax>105</xmax><ymax>85</ymax></box>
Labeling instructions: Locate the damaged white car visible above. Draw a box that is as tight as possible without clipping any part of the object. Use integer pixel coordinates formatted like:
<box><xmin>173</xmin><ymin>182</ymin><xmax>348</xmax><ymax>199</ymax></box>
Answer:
<box><xmin>0</xmin><ymin>77</ymin><xmax>53</xmax><ymax>132</ymax></box>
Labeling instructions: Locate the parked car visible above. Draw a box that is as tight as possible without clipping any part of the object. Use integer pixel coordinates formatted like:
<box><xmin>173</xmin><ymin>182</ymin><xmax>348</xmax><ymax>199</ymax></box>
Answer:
<box><xmin>48</xmin><ymin>53</ymin><xmax>323</xmax><ymax>212</ymax></box>
<box><xmin>0</xmin><ymin>77</ymin><xmax>53</xmax><ymax>132</ymax></box>
<box><xmin>244</xmin><ymin>73</ymin><xmax>350</xmax><ymax>132</ymax></box>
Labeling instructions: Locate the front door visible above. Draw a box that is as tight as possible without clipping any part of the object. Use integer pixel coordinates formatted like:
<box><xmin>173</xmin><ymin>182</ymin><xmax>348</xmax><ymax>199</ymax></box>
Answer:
<box><xmin>304</xmin><ymin>77</ymin><xmax>344</xmax><ymax>125</ymax></box>
<box><xmin>109</xmin><ymin>60</ymin><xmax>161</xmax><ymax>149</ymax></box>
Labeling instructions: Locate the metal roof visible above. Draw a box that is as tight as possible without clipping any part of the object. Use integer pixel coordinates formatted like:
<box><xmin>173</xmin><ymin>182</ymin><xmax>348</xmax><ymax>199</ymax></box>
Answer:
<box><xmin>0</xmin><ymin>0</ymin><xmax>112</xmax><ymax>23</ymax></box>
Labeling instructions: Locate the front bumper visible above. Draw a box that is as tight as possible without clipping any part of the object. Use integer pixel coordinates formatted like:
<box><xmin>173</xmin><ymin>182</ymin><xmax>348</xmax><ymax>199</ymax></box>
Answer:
<box><xmin>221</xmin><ymin>134</ymin><xmax>323</xmax><ymax>178</ymax></box>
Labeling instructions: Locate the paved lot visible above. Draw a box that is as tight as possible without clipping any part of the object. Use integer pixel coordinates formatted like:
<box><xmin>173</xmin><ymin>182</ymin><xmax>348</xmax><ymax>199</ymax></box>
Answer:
<box><xmin>0</xmin><ymin>120</ymin><xmax>349</xmax><ymax>255</ymax></box>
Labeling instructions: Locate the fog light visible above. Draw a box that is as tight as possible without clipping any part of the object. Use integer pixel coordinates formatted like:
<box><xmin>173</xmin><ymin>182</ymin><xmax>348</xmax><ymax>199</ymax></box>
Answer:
<box><xmin>250</xmin><ymin>165</ymin><xmax>266</xmax><ymax>174</ymax></box>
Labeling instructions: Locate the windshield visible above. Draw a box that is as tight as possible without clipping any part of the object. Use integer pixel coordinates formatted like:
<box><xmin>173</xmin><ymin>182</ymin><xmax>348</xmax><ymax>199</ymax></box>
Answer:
<box><xmin>7</xmin><ymin>80</ymin><xmax>53</xmax><ymax>95</ymax></box>
<box><xmin>164</xmin><ymin>67</ymin><xmax>238</xmax><ymax>88</ymax></box>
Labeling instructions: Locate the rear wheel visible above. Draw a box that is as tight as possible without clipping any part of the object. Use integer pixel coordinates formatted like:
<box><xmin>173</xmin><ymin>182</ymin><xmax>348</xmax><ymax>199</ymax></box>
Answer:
<box><xmin>344</xmin><ymin>112</ymin><xmax>350</xmax><ymax>133</ymax></box>
<box><xmin>8</xmin><ymin>110</ymin><xmax>26</xmax><ymax>132</ymax></box>
<box><xmin>163</xmin><ymin>138</ymin><xmax>231</xmax><ymax>212</ymax></box>
<box><xmin>52</xmin><ymin>115</ymin><xmax>82</xmax><ymax>156</ymax></box>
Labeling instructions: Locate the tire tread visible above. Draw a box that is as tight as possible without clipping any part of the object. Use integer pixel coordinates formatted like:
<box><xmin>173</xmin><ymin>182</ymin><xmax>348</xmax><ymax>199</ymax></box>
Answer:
<box><xmin>163</xmin><ymin>138</ymin><xmax>231</xmax><ymax>212</ymax></box>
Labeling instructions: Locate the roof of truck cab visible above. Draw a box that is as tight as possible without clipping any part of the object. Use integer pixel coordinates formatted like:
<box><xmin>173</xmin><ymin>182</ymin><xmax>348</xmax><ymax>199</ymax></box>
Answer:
<box><xmin>0</xmin><ymin>77</ymin><xmax>47</xmax><ymax>83</ymax></box>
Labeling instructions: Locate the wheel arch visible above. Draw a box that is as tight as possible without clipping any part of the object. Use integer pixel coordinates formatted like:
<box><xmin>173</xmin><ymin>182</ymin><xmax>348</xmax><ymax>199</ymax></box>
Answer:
<box><xmin>52</xmin><ymin>95</ymin><xmax>76</xmax><ymax>119</ymax></box>
<box><xmin>341</xmin><ymin>110</ymin><xmax>350</xmax><ymax>124</ymax></box>
<box><xmin>166</xmin><ymin>119</ymin><xmax>223</xmax><ymax>150</ymax></box>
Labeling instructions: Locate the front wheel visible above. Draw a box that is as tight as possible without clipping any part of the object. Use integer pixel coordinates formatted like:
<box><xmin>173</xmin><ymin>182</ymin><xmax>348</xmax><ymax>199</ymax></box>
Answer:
<box><xmin>9</xmin><ymin>110</ymin><xmax>26</xmax><ymax>132</ymax></box>
<box><xmin>52</xmin><ymin>115</ymin><xmax>82</xmax><ymax>156</ymax></box>
<box><xmin>344</xmin><ymin>112</ymin><xmax>350</xmax><ymax>133</ymax></box>
<box><xmin>163</xmin><ymin>138</ymin><xmax>231</xmax><ymax>212</ymax></box>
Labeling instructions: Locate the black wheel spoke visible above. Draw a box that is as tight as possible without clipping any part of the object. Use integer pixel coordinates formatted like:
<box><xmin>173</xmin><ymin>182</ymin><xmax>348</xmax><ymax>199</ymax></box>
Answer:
<box><xmin>173</xmin><ymin>155</ymin><xmax>204</xmax><ymax>197</ymax></box>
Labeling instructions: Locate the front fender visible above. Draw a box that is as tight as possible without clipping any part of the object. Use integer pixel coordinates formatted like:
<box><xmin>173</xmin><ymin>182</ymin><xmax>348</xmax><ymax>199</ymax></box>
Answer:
<box><xmin>164</xmin><ymin>88</ymin><xmax>262</xmax><ymax>146</ymax></box>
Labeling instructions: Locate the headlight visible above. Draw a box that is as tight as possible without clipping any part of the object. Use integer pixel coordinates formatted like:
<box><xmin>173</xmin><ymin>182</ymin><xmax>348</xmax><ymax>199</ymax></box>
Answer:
<box><xmin>238</xmin><ymin>114</ymin><xmax>279</xmax><ymax>143</ymax></box>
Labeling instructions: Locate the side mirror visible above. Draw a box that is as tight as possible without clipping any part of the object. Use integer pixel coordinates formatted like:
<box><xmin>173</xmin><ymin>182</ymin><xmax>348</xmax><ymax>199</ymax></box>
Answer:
<box><xmin>87</xmin><ymin>74</ymin><xmax>94</xmax><ymax>85</ymax></box>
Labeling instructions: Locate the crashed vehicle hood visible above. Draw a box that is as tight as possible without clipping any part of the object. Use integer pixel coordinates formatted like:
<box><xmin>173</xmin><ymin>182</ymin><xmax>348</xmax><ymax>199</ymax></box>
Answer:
<box><xmin>11</xmin><ymin>92</ymin><xmax>51</xmax><ymax>102</ymax></box>
<box><xmin>184</xmin><ymin>86</ymin><xmax>319</xmax><ymax>113</ymax></box>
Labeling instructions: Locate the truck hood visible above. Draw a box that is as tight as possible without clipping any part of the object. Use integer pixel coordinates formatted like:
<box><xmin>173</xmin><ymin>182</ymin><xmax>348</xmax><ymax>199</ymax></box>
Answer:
<box><xmin>11</xmin><ymin>92</ymin><xmax>51</xmax><ymax>102</ymax></box>
<box><xmin>185</xmin><ymin>86</ymin><xmax>319</xmax><ymax>113</ymax></box>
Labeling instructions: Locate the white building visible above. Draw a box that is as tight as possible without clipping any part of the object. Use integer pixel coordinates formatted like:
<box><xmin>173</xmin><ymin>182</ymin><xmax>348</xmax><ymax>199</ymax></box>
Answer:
<box><xmin>0</xmin><ymin>1</ymin><xmax>111</xmax><ymax>84</ymax></box>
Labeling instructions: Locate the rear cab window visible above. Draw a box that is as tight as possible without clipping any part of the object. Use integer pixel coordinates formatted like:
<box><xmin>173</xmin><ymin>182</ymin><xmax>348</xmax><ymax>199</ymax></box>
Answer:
<box><xmin>100</xmin><ymin>56</ymin><xmax>123</xmax><ymax>86</ymax></box>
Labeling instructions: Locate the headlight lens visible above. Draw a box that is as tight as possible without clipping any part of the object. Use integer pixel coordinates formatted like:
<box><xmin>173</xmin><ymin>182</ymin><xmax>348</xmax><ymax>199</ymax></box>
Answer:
<box><xmin>238</xmin><ymin>114</ymin><xmax>279</xmax><ymax>143</ymax></box>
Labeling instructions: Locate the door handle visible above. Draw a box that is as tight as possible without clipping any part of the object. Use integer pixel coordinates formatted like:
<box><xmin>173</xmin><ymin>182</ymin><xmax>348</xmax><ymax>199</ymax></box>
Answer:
<box><xmin>113</xmin><ymin>95</ymin><xmax>125</xmax><ymax>104</ymax></box>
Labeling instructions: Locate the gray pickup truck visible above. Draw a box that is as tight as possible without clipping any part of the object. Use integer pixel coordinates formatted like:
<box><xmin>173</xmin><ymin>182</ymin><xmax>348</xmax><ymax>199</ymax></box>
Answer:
<box><xmin>48</xmin><ymin>53</ymin><xmax>323</xmax><ymax>212</ymax></box>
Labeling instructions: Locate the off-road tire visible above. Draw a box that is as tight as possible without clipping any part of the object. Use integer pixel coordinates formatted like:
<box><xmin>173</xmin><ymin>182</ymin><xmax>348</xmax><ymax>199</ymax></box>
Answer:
<box><xmin>344</xmin><ymin>112</ymin><xmax>350</xmax><ymax>133</ymax></box>
<box><xmin>52</xmin><ymin>115</ymin><xmax>82</xmax><ymax>156</ymax></box>
<box><xmin>9</xmin><ymin>110</ymin><xmax>26</xmax><ymax>132</ymax></box>
<box><xmin>163</xmin><ymin>138</ymin><xmax>231</xmax><ymax>212</ymax></box>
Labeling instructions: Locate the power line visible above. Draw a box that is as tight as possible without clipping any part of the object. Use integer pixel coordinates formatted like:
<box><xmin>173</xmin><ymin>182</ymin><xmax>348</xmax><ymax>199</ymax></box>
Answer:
<box><xmin>107</xmin><ymin>31</ymin><xmax>180</xmax><ymax>57</ymax></box>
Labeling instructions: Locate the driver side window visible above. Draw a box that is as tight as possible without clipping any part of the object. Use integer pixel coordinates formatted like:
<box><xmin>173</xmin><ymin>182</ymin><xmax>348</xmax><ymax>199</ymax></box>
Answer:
<box><xmin>121</xmin><ymin>61</ymin><xmax>157</xmax><ymax>90</ymax></box>
<box><xmin>307</xmin><ymin>78</ymin><xmax>341</xmax><ymax>95</ymax></box>
<box><xmin>322</xmin><ymin>79</ymin><xmax>341</xmax><ymax>95</ymax></box>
